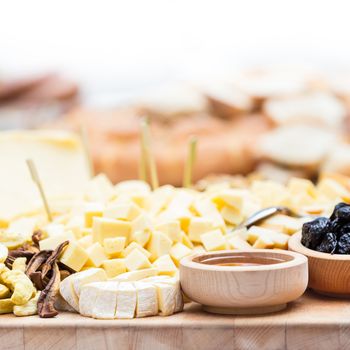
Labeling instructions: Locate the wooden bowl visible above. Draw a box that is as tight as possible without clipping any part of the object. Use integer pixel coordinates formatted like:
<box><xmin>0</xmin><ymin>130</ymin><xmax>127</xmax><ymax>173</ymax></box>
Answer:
<box><xmin>180</xmin><ymin>249</ymin><xmax>308</xmax><ymax>315</ymax></box>
<box><xmin>289</xmin><ymin>232</ymin><xmax>350</xmax><ymax>297</ymax></box>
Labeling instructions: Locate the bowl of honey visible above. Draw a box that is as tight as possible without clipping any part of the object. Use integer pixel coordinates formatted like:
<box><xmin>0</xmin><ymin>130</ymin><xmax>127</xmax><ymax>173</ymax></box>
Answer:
<box><xmin>180</xmin><ymin>250</ymin><xmax>308</xmax><ymax>315</ymax></box>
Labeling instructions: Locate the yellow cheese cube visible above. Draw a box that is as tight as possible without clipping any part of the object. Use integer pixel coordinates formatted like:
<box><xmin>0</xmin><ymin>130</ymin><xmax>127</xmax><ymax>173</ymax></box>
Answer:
<box><xmin>226</xmin><ymin>236</ymin><xmax>253</xmax><ymax>250</ymax></box>
<box><xmin>220</xmin><ymin>206</ymin><xmax>243</xmax><ymax>225</ymax></box>
<box><xmin>103</xmin><ymin>237</ymin><xmax>126</xmax><ymax>257</ymax></box>
<box><xmin>317</xmin><ymin>179</ymin><xmax>350</xmax><ymax>201</ymax></box>
<box><xmin>146</xmin><ymin>231</ymin><xmax>173</xmax><ymax>261</ymax></box>
<box><xmin>125</xmin><ymin>249</ymin><xmax>152</xmax><ymax>271</ymax></box>
<box><xmin>169</xmin><ymin>242</ymin><xmax>192</xmax><ymax>265</ymax></box>
<box><xmin>181</xmin><ymin>231</ymin><xmax>194</xmax><ymax>249</ymax></box>
<box><xmin>253</xmin><ymin>235</ymin><xmax>274</xmax><ymax>249</ymax></box>
<box><xmin>121</xmin><ymin>242</ymin><xmax>151</xmax><ymax>259</ymax></box>
<box><xmin>288</xmin><ymin>177</ymin><xmax>317</xmax><ymax>198</ymax></box>
<box><xmin>59</xmin><ymin>242</ymin><xmax>89</xmax><ymax>272</ymax></box>
<box><xmin>77</xmin><ymin>235</ymin><xmax>93</xmax><ymax>249</ymax></box>
<box><xmin>260</xmin><ymin>214</ymin><xmax>303</xmax><ymax>235</ymax></box>
<box><xmin>7</xmin><ymin>217</ymin><xmax>38</xmax><ymax>240</ymax></box>
<box><xmin>212</xmin><ymin>189</ymin><xmax>244</xmax><ymax>211</ymax></box>
<box><xmin>193</xmin><ymin>199</ymin><xmax>225</xmax><ymax>228</ymax></box>
<box><xmin>188</xmin><ymin>217</ymin><xmax>215</xmax><ymax>243</ymax></box>
<box><xmin>84</xmin><ymin>203</ymin><xmax>103</xmax><ymax>228</ymax></box>
<box><xmin>39</xmin><ymin>231</ymin><xmax>75</xmax><ymax>251</ymax></box>
<box><xmin>269</xmin><ymin>231</ymin><xmax>289</xmax><ymax>249</ymax></box>
<box><xmin>155</xmin><ymin>221</ymin><xmax>182</xmax><ymax>242</ymax></box>
<box><xmin>84</xmin><ymin>174</ymin><xmax>116</xmax><ymax>203</ymax></box>
<box><xmin>248</xmin><ymin>226</ymin><xmax>277</xmax><ymax>249</ymax></box>
<box><xmin>85</xmin><ymin>243</ymin><xmax>108</xmax><ymax>267</ymax></box>
<box><xmin>200</xmin><ymin>229</ymin><xmax>226</xmax><ymax>251</ymax></box>
<box><xmin>131</xmin><ymin>214</ymin><xmax>153</xmax><ymax>233</ymax></box>
<box><xmin>92</xmin><ymin>217</ymin><xmax>131</xmax><ymax>244</ymax></box>
<box><xmin>81</xmin><ymin>228</ymin><xmax>93</xmax><ymax>237</ymax></box>
<box><xmin>131</xmin><ymin>230</ymin><xmax>151</xmax><ymax>247</ymax></box>
<box><xmin>152</xmin><ymin>255</ymin><xmax>177</xmax><ymax>276</ymax></box>
<box><xmin>103</xmin><ymin>202</ymin><xmax>141</xmax><ymax>221</ymax></box>
<box><xmin>102</xmin><ymin>259</ymin><xmax>126</xmax><ymax>278</ymax></box>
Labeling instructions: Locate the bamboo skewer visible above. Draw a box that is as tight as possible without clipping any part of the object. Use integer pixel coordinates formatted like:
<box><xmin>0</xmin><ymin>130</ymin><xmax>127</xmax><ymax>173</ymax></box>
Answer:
<box><xmin>139</xmin><ymin>117</ymin><xmax>149</xmax><ymax>182</ymax></box>
<box><xmin>26</xmin><ymin>159</ymin><xmax>53</xmax><ymax>222</ymax></box>
<box><xmin>140</xmin><ymin>118</ymin><xmax>159</xmax><ymax>190</ymax></box>
<box><xmin>80</xmin><ymin>124</ymin><xmax>94</xmax><ymax>178</ymax></box>
<box><xmin>183</xmin><ymin>136</ymin><xmax>198</xmax><ymax>188</ymax></box>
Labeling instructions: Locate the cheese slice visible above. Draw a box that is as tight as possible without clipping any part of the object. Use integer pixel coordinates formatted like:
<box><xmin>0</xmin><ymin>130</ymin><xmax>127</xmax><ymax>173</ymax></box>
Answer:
<box><xmin>115</xmin><ymin>282</ymin><xmax>136</xmax><ymax>319</ymax></box>
<box><xmin>133</xmin><ymin>281</ymin><xmax>158</xmax><ymax>318</ymax></box>
<box><xmin>0</xmin><ymin>130</ymin><xmax>90</xmax><ymax>225</ymax></box>
<box><xmin>79</xmin><ymin>282</ymin><xmax>106</xmax><ymax>317</ymax></box>
<box><xmin>92</xmin><ymin>282</ymin><xmax>119</xmax><ymax>319</ymax></box>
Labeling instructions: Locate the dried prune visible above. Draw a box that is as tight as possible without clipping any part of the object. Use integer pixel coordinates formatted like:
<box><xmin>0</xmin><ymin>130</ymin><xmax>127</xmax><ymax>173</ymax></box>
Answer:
<box><xmin>338</xmin><ymin>223</ymin><xmax>350</xmax><ymax>237</ymax></box>
<box><xmin>316</xmin><ymin>232</ymin><xmax>337</xmax><ymax>254</ymax></box>
<box><xmin>330</xmin><ymin>203</ymin><xmax>348</xmax><ymax>221</ymax></box>
<box><xmin>335</xmin><ymin>205</ymin><xmax>350</xmax><ymax>222</ymax></box>
<box><xmin>336</xmin><ymin>232</ymin><xmax>350</xmax><ymax>254</ymax></box>
<box><xmin>301</xmin><ymin>217</ymin><xmax>331</xmax><ymax>249</ymax></box>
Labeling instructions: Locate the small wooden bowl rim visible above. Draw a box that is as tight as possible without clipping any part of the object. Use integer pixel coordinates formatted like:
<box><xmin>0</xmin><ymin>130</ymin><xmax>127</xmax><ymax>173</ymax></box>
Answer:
<box><xmin>289</xmin><ymin>232</ymin><xmax>350</xmax><ymax>261</ymax></box>
<box><xmin>181</xmin><ymin>249</ymin><xmax>307</xmax><ymax>272</ymax></box>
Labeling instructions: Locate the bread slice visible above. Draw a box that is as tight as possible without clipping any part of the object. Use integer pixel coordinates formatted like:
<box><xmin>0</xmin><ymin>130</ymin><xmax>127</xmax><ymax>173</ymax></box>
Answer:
<box><xmin>264</xmin><ymin>92</ymin><xmax>346</xmax><ymax>128</ymax></box>
<box><xmin>258</xmin><ymin>125</ymin><xmax>337</xmax><ymax>168</ymax></box>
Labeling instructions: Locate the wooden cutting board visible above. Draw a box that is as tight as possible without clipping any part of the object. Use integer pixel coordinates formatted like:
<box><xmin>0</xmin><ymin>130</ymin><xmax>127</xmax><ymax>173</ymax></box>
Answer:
<box><xmin>0</xmin><ymin>290</ymin><xmax>349</xmax><ymax>350</ymax></box>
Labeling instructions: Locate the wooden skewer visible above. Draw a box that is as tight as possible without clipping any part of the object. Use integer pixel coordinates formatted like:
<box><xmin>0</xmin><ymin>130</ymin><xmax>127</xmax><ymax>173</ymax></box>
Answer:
<box><xmin>80</xmin><ymin>124</ymin><xmax>94</xmax><ymax>178</ymax></box>
<box><xmin>139</xmin><ymin>117</ymin><xmax>149</xmax><ymax>182</ymax></box>
<box><xmin>183</xmin><ymin>136</ymin><xmax>198</xmax><ymax>188</ymax></box>
<box><xmin>141</xmin><ymin>118</ymin><xmax>159</xmax><ymax>190</ymax></box>
<box><xmin>26</xmin><ymin>159</ymin><xmax>53</xmax><ymax>222</ymax></box>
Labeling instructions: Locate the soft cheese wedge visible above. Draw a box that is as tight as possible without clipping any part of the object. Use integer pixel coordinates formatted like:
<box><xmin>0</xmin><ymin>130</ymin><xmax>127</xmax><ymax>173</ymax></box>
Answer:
<box><xmin>79</xmin><ymin>282</ymin><xmax>106</xmax><ymax>317</ymax></box>
<box><xmin>134</xmin><ymin>281</ymin><xmax>158</xmax><ymax>318</ymax></box>
<box><xmin>92</xmin><ymin>282</ymin><xmax>119</xmax><ymax>319</ymax></box>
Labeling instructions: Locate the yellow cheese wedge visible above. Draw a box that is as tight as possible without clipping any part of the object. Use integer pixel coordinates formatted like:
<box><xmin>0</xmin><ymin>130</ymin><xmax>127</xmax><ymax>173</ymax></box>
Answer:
<box><xmin>59</xmin><ymin>242</ymin><xmax>89</xmax><ymax>272</ymax></box>
<box><xmin>103</xmin><ymin>237</ymin><xmax>126</xmax><ymax>257</ymax></box>
<box><xmin>152</xmin><ymin>255</ymin><xmax>177</xmax><ymax>276</ymax></box>
<box><xmin>169</xmin><ymin>242</ymin><xmax>192</xmax><ymax>265</ymax></box>
<box><xmin>146</xmin><ymin>231</ymin><xmax>173</xmax><ymax>261</ymax></box>
<box><xmin>125</xmin><ymin>249</ymin><xmax>152</xmax><ymax>271</ymax></box>
<box><xmin>85</xmin><ymin>243</ymin><xmax>108</xmax><ymax>268</ymax></box>
<box><xmin>200</xmin><ymin>229</ymin><xmax>226</xmax><ymax>251</ymax></box>
<box><xmin>92</xmin><ymin>217</ymin><xmax>131</xmax><ymax>244</ymax></box>
<box><xmin>102</xmin><ymin>259</ymin><xmax>126</xmax><ymax>278</ymax></box>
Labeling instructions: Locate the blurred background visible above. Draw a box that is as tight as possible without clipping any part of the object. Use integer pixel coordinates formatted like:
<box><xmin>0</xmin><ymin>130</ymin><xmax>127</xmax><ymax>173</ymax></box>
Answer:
<box><xmin>2</xmin><ymin>0</ymin><xmax>350</xmax><ymax>186</ymax></box>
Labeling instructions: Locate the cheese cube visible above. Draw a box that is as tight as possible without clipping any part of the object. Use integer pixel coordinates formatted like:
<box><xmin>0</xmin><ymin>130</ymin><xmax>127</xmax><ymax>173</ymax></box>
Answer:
<box><xmin>318</xmin><ymin>179</ymin><xmax>350</xmax><ymax>201</ymax></box>
<box><xmin>248</xmin><ymin>226</ymin><xmax>288</xmax><ymax>249</ymax></box>
<box><xmin>288</xmin><ymin>178</ymin><xmax>317</xmax><ymax>197</ymax></box>
<box><xmin>81</xmin><ymin>228</ymin><xmax>92</xmax><ymax>237</ymax></box>
<box><xmin>134</xmin><ymin>281</ymin><xmax>158</xmax><ymax>317</ymax></box>
<box><xmin>125</xmin><ymin>249</ymin><xmax>152</xmax><ymax>271</ymax></box>
<box><xmin>152</xmin><ymin>254</ymin><xmax>177</xmax><ymax>276</ymax></box>
<box><xmin>103</xmin><ymin>202</ymin><xmax>141</xmax><ymax>221</ymax></box>
<box><xmin>59</xmin><ymin>242</ymin><xmax>89</xmax><ymax>272</ymax></box>
<box><xmin>112</xmin><ymin>268</ymin><xmax>158</xmax><ymax>282</ymax></box>
<box><xmin>102</xmin><ymin>259</ymin><xmax>126</xmax><ymax>278</ymax></box>
<box><xmin>131</xmin><ymin>230</ymin><xmax>151</xmax><ymax>247</ymax></box>
<box><xmin>7</xmin><ymin>217</ymin><xmax>38</xmax><ymax>240</ymax></box>
<box><xmin>77</xmin><ymin>235</ymin><xmax>93</xmax><ymax>249</ymax></box>
<box><xmin>85</xmin><ymin>243</ymin><xmax>108</xmax><ymax>267</ymax></box>
<box><xmin>155</xmin><ymin>221</ymin><xmax>182</xmax><ymax>242</ymax></box>
<box><xmin>181</xmin><ymin>231</ymin><xmax>194</xmax><ymax>249</ymax></box>
<box><xmin>84</xmin><ymin>174</ymin><xmax>115</xmax><ymax>203</ymax></box>
<box><xmin>43</xmin><ymin>223</ymin><xmax>65</xmax><ymax>237</ymax></box>
<box><xmin>39</xmin><ymin>231</ymin><xmax>75</xmax><ymax>251</ymax></box>
<box><xmin>92</xmin><ymin>217</ymin><xmax>131</xmax><ymax>244</ymax></box>
<box><xmin>253</xmin><ymin>235</ymin><xmax>274</xmax><ymax>249</ymax></box>
<box><xmin>226</xmin><ymin>236</ymin><xmax>253</xmax><ymax>250</ymax></box>
<box><xmin>169</xmin><ymin>242</ymin><xmax>192</xmax><ymax>265</ymax></box>
<box><xmin>188</xmin><ymin>217</ymin><xmax>215</xmax><ymax>243</ymax></box>
<box><xmin>193</xmin><ymin>199</ymin><xmax>225</xmax><ymax>228</ymax></box>
<box><xmin>220</xmin><ymin>206</ymin><xmax>243</xmax><ymax>225</ymax></box>
<box><xmin>200</xmin><ymin>229</ymin><xmax>226</xmax><ymax>251</ymax></box>
<box><xmin>212</xmin><ymin>189</ymin><xmax>244</xmax><ymax>211</ymax></box>
<box><xmin>121</xmin><ymin>242</ymin><xmax>151</xmax><ymax>259</ymax></box>
<box><xmin>146</xmin><ymin>231</ymin><xmax>173</xmax><ymax>261</ymax></box>
<box><xmin>260</xmin><ymin>214</ymin><xmax>303</xmax><ymax>235</ymax></box>
<box><xmin>103</xmin><ymin>237</ymin><xmax>126</xmax><ymax>257</ymax></box>
<box><xmin>131</xmin><ymin>214</ymin><xmax>153</xmax><ymax>233</ymax></box>
<box><xmin>115</xmin><ymin>282</ymin><xmax>136</xmax><ymax>319</ymax></box>
<box><xmin>269</xmin><ymin>231</ymin><xmax>289</xmax><ymax>249</ymax></box>
<box><xmin>84</xmin><ymin>202</ymin><xmax>104</xmax><ymax>228</ymax></box>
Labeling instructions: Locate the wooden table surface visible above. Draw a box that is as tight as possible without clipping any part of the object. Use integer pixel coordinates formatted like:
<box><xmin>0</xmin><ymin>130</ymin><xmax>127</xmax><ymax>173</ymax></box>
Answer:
<box><xmin>1</xmin><ymin>290</ymin><xmax>349</xmax><ymax>350</ymax></box>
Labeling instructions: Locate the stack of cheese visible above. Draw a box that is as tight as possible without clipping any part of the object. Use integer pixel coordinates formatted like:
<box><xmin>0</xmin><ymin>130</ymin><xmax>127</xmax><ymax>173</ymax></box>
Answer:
<box><xmin>59</xmin><ymin>268</ymin><xmax>183</xmax><ymax>319</ymax></box>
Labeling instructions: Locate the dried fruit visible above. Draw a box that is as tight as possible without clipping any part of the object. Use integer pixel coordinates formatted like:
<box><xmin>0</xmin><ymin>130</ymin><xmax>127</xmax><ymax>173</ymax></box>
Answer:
<box><xmin>336</xmin><ymin>232</ymin><xmax>350</xmax><ymax>254</ymax></box>
<box><xmin>315</xmin><ymin>232</ymin><xmax>337</xmax><ymax>253</ymax></box>
<box><xmin>301</xmin><ymin>217</ymin><xmax>331</xmax><ymax>249</ymax></box>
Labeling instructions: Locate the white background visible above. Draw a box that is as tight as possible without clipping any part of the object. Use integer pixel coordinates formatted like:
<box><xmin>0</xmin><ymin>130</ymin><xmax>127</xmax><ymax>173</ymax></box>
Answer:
<box><xmin>1</xmin><ymin>0</ymin><xmax>350</xmax><ymax>104</ymax></box>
